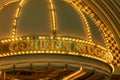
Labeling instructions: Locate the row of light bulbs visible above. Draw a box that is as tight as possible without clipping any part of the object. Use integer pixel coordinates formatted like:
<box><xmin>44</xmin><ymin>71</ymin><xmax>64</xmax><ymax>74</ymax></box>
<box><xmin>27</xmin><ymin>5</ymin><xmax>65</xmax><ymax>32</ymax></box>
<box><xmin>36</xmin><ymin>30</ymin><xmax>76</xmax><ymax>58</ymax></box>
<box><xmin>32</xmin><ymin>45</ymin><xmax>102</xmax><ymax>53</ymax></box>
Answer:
<box><xmin>3</xmin><ymin>52</ymin><xmax>114</xmax><ymax>70</ymax></box>
<box><xmin>73</xmin><ymin>0</ymin><xmax>109</xmax><ymax>49</ymax></box>
<box><xmin>80</xmin><ymin>1</ymin><xmax>120</xmax><ymax>66</ymax></box>
<box><xmin>0</xmin><ymin>36</ymin><xmax>107</xmax><ymax>50</ymax></box>
<box><xmin>65</xmin><ymin>0</ymin><xmax>93</xmax><ymax>43</ymax></box>
<box><xmin>12</xmin><ymin>0</ymin><xmax>25</xmax><ymax>38</ymax></box>
<box><xmin>81</xmin><ymin>1</ymin><xmax>118</xmax><ymax>50</ymax></box>
<box><xmin>49</xmin><ymin>0</ymin><xmax>57</xmax><ymax>36</ymax></box>
<box><xmin>0</xmin><ymin>0</ymin><xmax>110</xmax><ymax>52</ymax></box>
<box><xmin>0</xmin><ymin>50</ymin><xmax>108</xmax><ymax>63</ymax></box>
<box><xmin>0</xmin><ymin>0</ymin><xmax>115</xmax><ymax>51</ymax></box>
<box><xmin>81</xmin><ymin>1</ymin><xmax>120</xmax><ymax>65</ymax></box>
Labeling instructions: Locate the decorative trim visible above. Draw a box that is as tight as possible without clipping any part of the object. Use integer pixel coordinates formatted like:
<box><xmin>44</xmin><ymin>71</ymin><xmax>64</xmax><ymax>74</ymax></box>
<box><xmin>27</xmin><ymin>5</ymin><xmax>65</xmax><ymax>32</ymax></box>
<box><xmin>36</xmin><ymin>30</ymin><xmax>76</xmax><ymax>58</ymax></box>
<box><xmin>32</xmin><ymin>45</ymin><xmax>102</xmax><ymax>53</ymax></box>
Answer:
<box><xmin>0</xmin><ymin>36</ymin><xmax>113</xmax><ymax>64</ymax></box>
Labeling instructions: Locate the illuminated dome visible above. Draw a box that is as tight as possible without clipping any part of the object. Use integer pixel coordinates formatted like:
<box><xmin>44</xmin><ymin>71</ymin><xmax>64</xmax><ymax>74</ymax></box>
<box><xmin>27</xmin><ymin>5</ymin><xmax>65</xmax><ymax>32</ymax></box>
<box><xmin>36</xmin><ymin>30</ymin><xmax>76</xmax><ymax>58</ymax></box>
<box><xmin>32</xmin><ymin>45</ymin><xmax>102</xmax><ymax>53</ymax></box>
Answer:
<box><xmin>0</xmin><ymin>0</ymin><xmax>106</xmax><ymax>45</ymax></box>
<box><xmin>0</xmin><ymin>0</ymin><xmax>120</xmax><ymax>80</ymax></box>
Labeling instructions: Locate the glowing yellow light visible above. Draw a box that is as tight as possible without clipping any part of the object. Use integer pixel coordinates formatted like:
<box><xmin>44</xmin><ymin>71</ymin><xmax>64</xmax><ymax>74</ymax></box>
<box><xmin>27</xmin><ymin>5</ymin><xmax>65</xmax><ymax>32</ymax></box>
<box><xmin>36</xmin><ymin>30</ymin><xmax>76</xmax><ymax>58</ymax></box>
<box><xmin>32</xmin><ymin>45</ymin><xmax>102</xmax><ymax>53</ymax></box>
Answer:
<box><xmin>0</xmin><ymin>35</ymin><xmax>113</xmax><ymax>65</ymax></box>
<box><xmin>12</xmin><ymin>32</ymin><xmax>15</xmax><ymax>35</ymax></box>
<box><xmin>10</xmin><ymin>53</ymin><xmax>13</xmax><ymax>55</ymax></box>
<box><xmin>72</xmin><ymin>39</ymin><xmax>76</xmax><ymax>41</ymax></box>
<box><xmin>30</xmin><ymin>51</ymin><xmax>33</xmax><ymax>54</ymax></box>
<box><xmin>19</xmin><ymin>37</ymin><xmax>22</xmax><ymax>40</ymax></box>
<box><xmin>42</xmin><ymin>36</ymin><xmax>45</xmax><ymax>39</ymax></box>
<box><xmin>62</xmin><ymin>37</ymin><xmax>65</xmax><ymax>40</ymax></box>
<box><xmin>27</xmin><ymin>37</ymin><xmax>30</xmax><ymax>40</ymax></box>
<box><xmin>0</xmin><ymin>54</ymin><xmax>3</xmax><ymax>57</ymax></box>
<box><xmin>19</xmin><ymin>0</ymin><xmax>24</xmax><ymax>6</ymax></box>
<box><xmin>57</xmin><ymin>37</ymin><xmax>61</xmax><ymax>40</ymax></box>
<box><xmin>50</xmin><ymin>51</ymin><xmax>53</xmax><ymax>53</ymax></box>
<box><xmin>6</xmin><ymin>53</ymin><xmax>10</xmax><ymax>56</ymax></box>
<box><xmin>54</xmin><ymin>51</ymin><xmax>57</xmax><ymax>53</ymax></box>
<box><xmin>49</xmin><ymin>0</ymin><xmax>57</xmax><ymax>36</ymax></box>
<box><xmin>33</xmin><ymin>51</ymin><xmax>37</xmax><ymax>53</ymax></box>
<box><xmin>26</xmin><ymin>51</ymin><xmax>29</xmax><ymax>54</ymax></box>
<box><xmin>22</xmin><ymin>51</ymin><xmax>25</xmax><ymax>54</ymax></box>
<box><xmin>42</xmin><ymin>51</ymin><xmax>45</xmax><ymax>53</ymax></box>
<box><xmin>46</xmin><ymin>51</ymin><xmax>49</xmax><ymax>53</ymax></box>
<box><xmin>12</xmin><ymin>39</ymin><xmax>15</xmax><ymax>41</ymax></box>
<box><xmin>15</xmin><ymin>8</ymin><xmax>20</xmax><ymax>18</ymax></box>
<box><xmin>3</xmin><ymin>54</ymin><xmax>7</xmax><ymax>57</ymax></box>
<box><xmin>14</xmin><ymin>52</ymin><xmax>17</xmax><ymax>55</ymax></box>
<box><xmin>50</xmin><ymin>36</ymin><xmax>53</xmax><ymax>39</ymax></box>
<box><xmin>76</xmin><ymin>53</ymin><xmax>79</xmax><ymax>55</ymax></box>
<box><xmin>57</xmin><ymin>51</ymin><xmax>60</xmax><ymax>53</ymax></box>
<box><xmin>39</xmin><ymin>36</ymin><xmax>42</xmax><ymax>39</ymax></box>
<box><xmin>1</xmin><ymin>40</ymin><xmax>5</xmax><ymax>43</ymax></box>
<box><xmin>38</xmin><ymin>51</ymin><xmax>41</xmax><ymax>53</ymax></box>
<box><xmin>4</xmin><ymin>40</ymin><xmax>8</xmax><ymax>42</ymax></box>
<box><xmin>12</xmin><ymin>0</ymin><xmax>25</xmax><ymax>38</ymax></box>
<box><xmin>75</xmin><ymin>39</ymin><xmax>79</xmax><ymax>42</ymax></box>
<box><xmin>15</xmin><ymin>38</ymin><xmax>18</xmax><ymax>41</ymax></box>
<box><xmin>65</xmin><ymin>38</ymin><xmax>68</xmax><ymax>40</ymax></box>
<box><xmin>7</xmin><ymin>39</ymin><xmax>11</xmax><ymax>42</ymax></box>
<box><xmin>68</xmin><ymin>2</ymin><xmax>93</xmax><ymax>42</ymax></box>
<box><xmin>69</xmin><ymin>52</ymin><xmax>72</xmax><ymax>54</ymax></box>
<box><xmin>62</xmin><ymin>51</ymin><xmax>65</xmax><ymax>54</ymax></box>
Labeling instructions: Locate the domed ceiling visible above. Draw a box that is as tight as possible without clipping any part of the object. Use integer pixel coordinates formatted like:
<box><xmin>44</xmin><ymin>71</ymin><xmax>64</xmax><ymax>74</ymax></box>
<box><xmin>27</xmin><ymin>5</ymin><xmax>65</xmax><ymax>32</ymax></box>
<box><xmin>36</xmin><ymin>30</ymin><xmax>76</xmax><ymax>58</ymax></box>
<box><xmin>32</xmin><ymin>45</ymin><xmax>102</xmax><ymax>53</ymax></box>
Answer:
<box><xmin>0</xmin><ymin>0</ymin><xmax>119</xmax><ymax>67</ymax></box>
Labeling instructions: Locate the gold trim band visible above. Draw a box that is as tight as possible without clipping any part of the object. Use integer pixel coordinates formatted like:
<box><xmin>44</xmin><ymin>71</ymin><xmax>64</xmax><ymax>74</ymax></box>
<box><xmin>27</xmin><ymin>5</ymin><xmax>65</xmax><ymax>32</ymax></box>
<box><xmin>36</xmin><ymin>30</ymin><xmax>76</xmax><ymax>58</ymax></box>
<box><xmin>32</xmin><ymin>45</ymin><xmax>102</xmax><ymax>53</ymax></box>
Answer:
<box><xmin>0</xmin><ymin>36</ymin><xmax>113</xmax><ymax>63</ymax></box>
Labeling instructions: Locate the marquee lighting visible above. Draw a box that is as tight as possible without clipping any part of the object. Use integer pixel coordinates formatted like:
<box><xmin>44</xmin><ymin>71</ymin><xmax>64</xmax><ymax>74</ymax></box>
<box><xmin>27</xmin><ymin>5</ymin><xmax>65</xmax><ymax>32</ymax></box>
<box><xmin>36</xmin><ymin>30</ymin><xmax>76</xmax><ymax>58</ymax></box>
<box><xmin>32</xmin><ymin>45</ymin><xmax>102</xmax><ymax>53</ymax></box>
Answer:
<box><xmin>0</xmin><ymin>36</ymin><xmax>113</xmax><ymax>64</ymax></box>
<box><xmin>0</xmin><ymin>0</ymin><xmax>115</xmax><ymax>65</ymax></box>
<box><xmin>0</xmin><ymin>0</ymin><xmax>119</xmax><ymax>79</ymax></box>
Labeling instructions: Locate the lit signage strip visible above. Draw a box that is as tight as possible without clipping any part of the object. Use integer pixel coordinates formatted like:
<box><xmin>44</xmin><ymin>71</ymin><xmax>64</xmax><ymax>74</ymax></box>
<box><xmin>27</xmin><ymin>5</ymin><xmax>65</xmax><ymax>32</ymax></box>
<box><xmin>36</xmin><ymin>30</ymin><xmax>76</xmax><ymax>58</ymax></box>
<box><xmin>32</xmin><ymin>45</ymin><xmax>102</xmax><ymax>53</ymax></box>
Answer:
<box><xmin>0</xmin><ymin>36</ymin><xmax>113</xmax><ymax>63</ymax></box>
